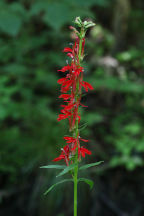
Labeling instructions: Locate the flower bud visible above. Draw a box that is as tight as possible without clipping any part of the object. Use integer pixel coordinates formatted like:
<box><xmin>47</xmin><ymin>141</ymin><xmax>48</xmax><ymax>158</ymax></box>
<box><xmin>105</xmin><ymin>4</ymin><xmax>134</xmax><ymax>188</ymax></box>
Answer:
<box><xmin>74</xmin><ymin>16</ymin><xmax>82</xmax><ymax>27</ymax></box>
<box><xmin>84</xmin><ymin>21</ymin><xmax>96</xmax><ymax>29</ymax></box>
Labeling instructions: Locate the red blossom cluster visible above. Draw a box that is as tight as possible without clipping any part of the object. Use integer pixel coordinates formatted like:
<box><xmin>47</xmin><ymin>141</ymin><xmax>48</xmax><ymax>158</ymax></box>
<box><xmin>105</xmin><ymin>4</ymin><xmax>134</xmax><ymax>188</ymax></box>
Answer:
<box><xmin>53</xmin><ymin>32</ymin><xmax>94</xmax><ymax>166</ymax></box>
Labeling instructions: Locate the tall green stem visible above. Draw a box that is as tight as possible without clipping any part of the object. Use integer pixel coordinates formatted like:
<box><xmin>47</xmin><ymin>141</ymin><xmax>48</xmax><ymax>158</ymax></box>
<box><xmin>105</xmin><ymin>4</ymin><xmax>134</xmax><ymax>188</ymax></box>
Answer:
<box><xmin>74</xmin><ymin>145</ymin><xmax>78</xmax><ymax>216</ymax></box>
<box><xmin>73</xmin><ymin>29</ymin><xmax>83</xmax><ymax>216</ymax></box>
<box><xmin>73</xmin><ymin>118</ymin><xmax>79</xmax><ymax>216</ymax></box>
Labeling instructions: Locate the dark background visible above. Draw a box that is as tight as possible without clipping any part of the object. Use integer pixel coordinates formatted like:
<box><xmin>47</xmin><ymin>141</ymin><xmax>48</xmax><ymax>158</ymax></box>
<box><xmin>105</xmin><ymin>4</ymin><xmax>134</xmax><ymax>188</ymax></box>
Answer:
<box><xmin>0</xmin><ymin>0</ymin><xmax>144</xmax><ymax>215</ymax></box>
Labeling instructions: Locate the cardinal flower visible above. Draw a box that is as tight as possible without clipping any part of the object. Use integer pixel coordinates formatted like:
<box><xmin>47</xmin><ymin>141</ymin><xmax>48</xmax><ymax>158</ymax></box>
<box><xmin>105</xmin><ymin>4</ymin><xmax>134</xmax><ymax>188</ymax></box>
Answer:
<box><xmin>42</xmin><ymin>17</ymin><xmax>97</xmax><ymax>216</ymax></box>
<box><xmin>53</xmin><ymin>18</ymin><xmax>94</xmax><ymax>167</ymax></box>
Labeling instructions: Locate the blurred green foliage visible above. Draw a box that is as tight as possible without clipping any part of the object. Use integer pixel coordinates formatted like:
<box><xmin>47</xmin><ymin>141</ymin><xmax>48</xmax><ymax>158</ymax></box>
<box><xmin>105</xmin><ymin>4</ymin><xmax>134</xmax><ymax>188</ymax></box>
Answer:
<box><xmin>0</xmin><ymin>0</ymin><xmax>144</xmax><ymax>215</ymax></box>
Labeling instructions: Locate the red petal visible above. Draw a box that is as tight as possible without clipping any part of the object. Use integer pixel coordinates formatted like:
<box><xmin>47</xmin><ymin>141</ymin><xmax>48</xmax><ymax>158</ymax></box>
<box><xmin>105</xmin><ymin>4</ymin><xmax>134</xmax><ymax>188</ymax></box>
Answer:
<box><xmin>67</xmin><ymin>53</ymin><xmax>73</xmax><ymax>58</ymax></box>
<box><xmin>63</xmin><ymin>47</ymin><xmax>73</xmax><ymax>53</ymax></box>
<box><xmin>64</xmin><ymin>136</ymin><xmax>76</xmax><ymax>143</ymax></box>
<box><xmin>64</xmin><ymin>136</ymin><xmax>72</xmax><ymax>140</ymax></box>
<box><xmin>77</xmin><ymin>115</ymin><xmax>81</xmax><ymax>123</ymax></box>
<box><xmin>57</xmin><ymin>114</ymin><xmax>69</xmax><ymax>121</ymax></box>
<box><xmin>57</xmin><ymin>78</ymin><xmax>67</xmax><ymax>84</ymax></box>
<box><xmin>85</xmin><ymin>81</ymin><xmax>94</xmax><ymax>90</ymax></box>
<box><xmin>80</xmin><ymin>103</ymin><xmax>88</xmax><ymax>107</ymax></box>
<box><xmin>80</xmin><ymin>81</ymin><xmax>88</xmax><ymax>92</ymax></box>
<box><xmin>53</xmin><ymin>155</ymin><xmax>65</xmax><ymax>161</ymax></box>
<box><xmin>62</xmin><ymin>80</ymin><xmax>72</xmax><ymax>87</ymax></box>
<box><xmin>59</xmin><ymin>94</ymin><xmax>71</xmax><ymax>100</ymax></box>
<box><xmin>58</xmin><ymin>65</ymin><xmax>71</xmax><ymax>72</ymax></box>
<box><xmin>63</xmin><ymin>145</ymin><xmax>70</xmax><ymax>152</ymax></box>
<box><xmin>80</xmin><ymin>138</ymin><xmax>89</xmax><ymax>142</ymax></box>
<box><xmin>81</xmin><ymin>81</ymin><xmax>94</xmax><ymax>92</ymax></box>
<box><xmin>81</xmin><ymin>151</ymin><xmax>85</xmax><ymax>158</ymax></box>
<box><xmin>63</xmin><ymin>104</ymin><xmax>74</xmax><ymax>111</ymax></box>
<box><xmin>81</xmin><ymin>147</ymin><xmax>92</xmax><ymax>155</ymax></box>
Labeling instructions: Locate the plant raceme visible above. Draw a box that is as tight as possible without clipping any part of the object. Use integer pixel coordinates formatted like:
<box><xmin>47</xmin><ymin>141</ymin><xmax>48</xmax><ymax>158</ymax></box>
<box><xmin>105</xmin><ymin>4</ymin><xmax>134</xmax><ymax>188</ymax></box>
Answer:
<box><xmin>41</xmin><ymin>17</ymin><xmax>103</xmax><ymax>216</ymax></box>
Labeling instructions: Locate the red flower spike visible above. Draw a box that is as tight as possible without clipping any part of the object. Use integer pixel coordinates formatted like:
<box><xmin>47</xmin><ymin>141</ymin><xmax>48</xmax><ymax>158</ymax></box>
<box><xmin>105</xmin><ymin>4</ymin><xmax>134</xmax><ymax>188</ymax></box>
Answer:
<box><xmin>50</xmin><ymin>18</ymin><xmax>98</xmax><ymax>216</ymax></box>
<box><xmin>54</xmin><ymin>22</ymin><xmax>94</xmax><ymax>165</ymax></box>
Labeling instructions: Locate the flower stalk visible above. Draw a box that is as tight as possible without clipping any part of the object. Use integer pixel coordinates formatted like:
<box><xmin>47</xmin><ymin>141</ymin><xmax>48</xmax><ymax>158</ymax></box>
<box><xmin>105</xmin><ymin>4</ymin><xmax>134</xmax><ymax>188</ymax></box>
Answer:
<box><xmin>54</xmin><ymin>17</ymin><xmax>95</xmax><ymax>215</ymax></box>
<box><xmin>73</xmin><ymin>29</ymin><xmax>84</xmax><ymax>216</ymax></box>
<box><xmin>42</xmin><ymin>17</ymin><xmax>101</xmax><ymax>216</ymax></box>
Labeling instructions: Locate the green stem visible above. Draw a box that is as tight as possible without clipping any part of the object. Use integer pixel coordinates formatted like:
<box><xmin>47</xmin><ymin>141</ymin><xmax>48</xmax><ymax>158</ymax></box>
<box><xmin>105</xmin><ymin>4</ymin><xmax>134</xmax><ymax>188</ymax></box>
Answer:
<box><xmin>74</xmin><ymin>162</ymin><xmax>78</xmax><ymax>216</ymax></box>
<box><xmin>78</xmin><ymin>36</ymin><xmax>83</xmax><ymax>64</ymax></box>
<box><xmin>73</xmin><ymin>29</ymin><xmax>84</xmax><ymax>216</ymax></box>
<box><xmin>73</xmin><ymin>119</ymin><xmax>79</xmax><ymax>216</ymax></box>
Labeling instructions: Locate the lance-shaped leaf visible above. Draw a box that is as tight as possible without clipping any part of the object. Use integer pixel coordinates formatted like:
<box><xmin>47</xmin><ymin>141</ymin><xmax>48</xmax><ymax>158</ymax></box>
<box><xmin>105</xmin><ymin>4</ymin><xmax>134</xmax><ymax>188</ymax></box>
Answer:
<box><xmin>44</xmin><ymin>179</ymin><xmax>73</xmax><ymax>195</ymax></box>
<box><xmin>40</xmin><ymin>164</ymin><xmax>66</xmax><ymax>169</ymax></box>
<box><xmin>78</xmin><ymin>178</ymin><xmax>94</xmax><ymax>189</ymax></box>
<box><xmin>56</xmin><ymin>163</ymin><xmax>77</xmax><ymax>178</ymax></box>
<box><xmin>79</xmin><ymin>161</ymin><xmax>104</xmax><ymax>170</ymax></box>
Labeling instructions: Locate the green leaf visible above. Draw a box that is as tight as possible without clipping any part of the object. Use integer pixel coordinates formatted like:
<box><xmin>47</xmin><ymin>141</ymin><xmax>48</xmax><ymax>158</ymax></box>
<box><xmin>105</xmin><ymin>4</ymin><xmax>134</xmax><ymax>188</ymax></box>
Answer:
<box><xmin>42</xmin><ymin>3</ymin><xmax>71</xmax><ymax>30</ymax></box>
<box><xmin>71</xmin><ymin>0</ymin><xmax>110</xmax><ymax>7</ymax></box>
<box><xmin>78</xmin><ymin>178</ymin><xmax>94</xmax><ymax>189</ymax></box>
<box><xmin>44</xmin><ymin>179</ymin><xmax>73</xmax><ymax>195</ymax></box>
<box><xmin>40</xmin><ymin>164</ymin><xmax>66</xmax><ymax>169</ymax></box>
<box><xmin>91</xmin><ymin>78</ymin><xmax>144</xmax><ymax>93</ymax></box>
<box><xmin>79</xmin><ymin>161</ymin><xmax>104</xmax><ymax>170</ymax></box>
<box><xmin>3</xmin><ymin>64</ymin><xmax>28</xmax><ymax>75</ymax></box>
<box><xmin>31</xmin><ymin>2</ymin><xmax>94</xmax><ymax>30</ymax></box>
<box><xmin>10</xmin><ymin>2</ymin><xmax>27</xmax><ymax>18</ymax></box>
<box><xmin>83</xmin><ymin>113</ymin><xmax>103</xmax><ymax>125</ymax></box>
<box><xmin>56</xmin><ymin>163</ymin><xmax>77</xmax><ymax>178</ymax></box>
<box><xmin>30</xmin><ymin>2</ymin><xmax>49</xmax><ymax>15</ymax></box>
<box><xmin>0</xmin><ymin>10</ymin><xmax>22</xmax><ymax>36</ymax></box>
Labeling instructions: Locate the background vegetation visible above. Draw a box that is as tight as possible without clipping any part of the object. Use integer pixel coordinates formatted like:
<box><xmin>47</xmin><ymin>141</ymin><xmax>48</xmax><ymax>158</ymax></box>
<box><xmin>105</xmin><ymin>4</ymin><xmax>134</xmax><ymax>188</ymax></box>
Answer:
<box><xmin>0</xmin><ymin>0</ymin><xmax>144</xmax><ymax>215</ymax></box>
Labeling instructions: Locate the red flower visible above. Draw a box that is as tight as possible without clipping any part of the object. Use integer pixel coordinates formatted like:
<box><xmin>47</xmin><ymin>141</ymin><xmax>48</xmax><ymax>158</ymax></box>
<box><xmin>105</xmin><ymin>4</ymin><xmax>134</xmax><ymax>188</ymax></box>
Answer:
<box><xmin>79</xmin><ymin>147</ymin><xmax>91</xmax><ymax>158</ymax></box>
<box><xmin>80</xmin><ymin>138</ymin><xmax>89</xmax><ymax>142</ymax></box>
<box><xmin>64</xmin><ymin>136</ymin><xmax>76</xmax><ymax>144</ymax></box>
<box><xmin>73</xmin><ymin>66</ymin><xmax>83</xmax><ymax>76</ymax></box>
<box><xmin>61</xmin><ymin>104</ymin><xmax>75</xmax><ymax>111</ymax></box>
<box><xmin>63</xmin><ymin>47</ymin><xmax>73</xmax><ymax>53</ymax></box>
<box><xmin>61</xmin><ymin>80</ymin><xmax>73</xmax><ymax>93</ymax></box>
<box><xmin>59</xmin><ymin>94</ymin><xmax>71</xmax><ymax>100</ymax></box>
<box><xmin>53</xmin><ymin>145</ymin><xmax>70</xmax><ymax>166</ymax></box>
<box><xmin>81</xmin><ymin>81</ymin><xmax>94</xmax><ymax>92</ymax></box>
<box><xmin>57</xmin><ymin>77</ymin><xmax>67</xmax><ymax>84</ymax></box>
<box><xmin>58</xmin><ymin>65</ymin><xmax>71</xmax><ymax>72</ymax></box>
<box><xmin>67</xmin><ymin>53</ymin><xmax>74</xmax><ymax>58</ymax></box>
<box><xmin>57</xmin><ymin>111</ymin><xmax>72</xmax><ymax>121</ymax></box>
<box><xmin>53</xmin><ymin>155</ymin><xmax>65</xmax><ymax>162</ymax></box>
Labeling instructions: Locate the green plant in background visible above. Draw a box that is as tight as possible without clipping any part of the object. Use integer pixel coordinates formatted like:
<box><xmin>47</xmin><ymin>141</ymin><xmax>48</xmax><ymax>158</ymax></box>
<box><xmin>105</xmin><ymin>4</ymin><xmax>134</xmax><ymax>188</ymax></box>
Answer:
<box><xmin>0</xmin><ymin>0</ymin><xmax>144</xmax><ymax>215</ymax></box>
<box><xmin>108</xmin><ymin>119</ymin><xmax>144</xmax><ymax>170</ymax></box>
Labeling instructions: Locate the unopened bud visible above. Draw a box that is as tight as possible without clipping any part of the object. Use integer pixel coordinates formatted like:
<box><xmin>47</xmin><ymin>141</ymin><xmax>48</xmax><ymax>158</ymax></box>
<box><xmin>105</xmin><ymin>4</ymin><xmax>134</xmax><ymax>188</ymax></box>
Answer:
<box><xmin>84</xmin><ymin>21</ymin><xmax>96</xmax><ymax>29</ymax></box>
<box><xmin>74</xmin><ymin>16</ymin><xmax>82</xmax><ymax>27</ymax></box>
